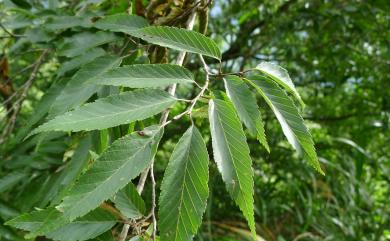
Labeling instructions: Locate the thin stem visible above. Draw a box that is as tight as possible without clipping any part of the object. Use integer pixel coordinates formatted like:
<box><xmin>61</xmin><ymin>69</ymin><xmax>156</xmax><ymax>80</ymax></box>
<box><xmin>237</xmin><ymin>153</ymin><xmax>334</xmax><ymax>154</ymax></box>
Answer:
<box><xmin>131</xmin><ymin>2</ymin><xmax>201</xmax><ymax>241</ymax></box>
<box><xmin>161</xmin><ymin>54</ymin><xmax>211</xmax><ymax>128</ymax></box>
<box><xmin>150</xmin><ymin>162</ymin><xmax>157</xmax><ymax>240</ymax></box>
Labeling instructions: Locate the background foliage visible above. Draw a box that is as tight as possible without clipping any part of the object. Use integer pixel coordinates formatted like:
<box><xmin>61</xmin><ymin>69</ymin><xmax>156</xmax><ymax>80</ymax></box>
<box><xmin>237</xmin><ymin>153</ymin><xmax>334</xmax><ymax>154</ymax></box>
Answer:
<box><xmin>0</xmin><ymin>0</ymin><xmax>389</xmax><ymax>241</ymax></box>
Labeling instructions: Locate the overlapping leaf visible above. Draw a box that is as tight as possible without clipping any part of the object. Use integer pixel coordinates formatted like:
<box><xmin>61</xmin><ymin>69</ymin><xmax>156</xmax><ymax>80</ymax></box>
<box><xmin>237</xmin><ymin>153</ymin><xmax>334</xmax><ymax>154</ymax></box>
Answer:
<box><xmin>91</xmin><ymin>64</ymin><xmax>194</xmax><ymax>88</ymax></box>
<box><xmin>94</xmin><ymin>13</ymin><xmax>148</xmax><ymax>34</ymax></box>
<box><xmin>49</xmin><ymin>55</ymin><xmax>122</xmax><ymax>117</ymax></box>
<box><xmin>246</xmin><ymin>76</ymin><xmax>323</xmax><ymax>174</ymax></box>
<box><xmin>31</xmin><ymin>89</ymin><xmax>175</xmax><ymax>135</ymax></box>
<box><xmin>113</xmin><ymin>182</ymin><xmax>146</xmax><ymax>219</ymax></box>
<box><xmin>56</xmin><ymin>126</ymin><xmax>163</xmax><ymax>221</ymax></box>
<box><xmin>130</xmin><ymin>26</ymin><xmax>221</xmax><ymax>60</ymax></box>
<box><xmin>256</xmin><ymin>62</ymin><xmax>305</xmax><ymax>107</ymax></box>
<box><xmin>7</xmin><ymin>208</ymin><xmax>115</xmax><ymax>241</ymax></box>
<box><xmin>159</xmin><ymin>126</ymin><xmax>209</xmax><ymax>241</ymax></box>
<box><xmin>208</xmin><ymin>99</ymin><xmax>256</xmax><ymax>238</ymax></box>
<box><xmin>58</xmin><ymin>32</ymin><xmax>119</xmax><ymax>57</ymax></box>
<box><xmin>0</xmin><ymin>172</ymin><xmax>27</xmax><ymax>193</ymax></box>
<box><xmin>224</xmin><ymin>75</ymin><xmax>269</xmax><ymax>152</ymax></box>
<box><xmin>57</xmin><ymin>48</ymin><xmax>106</xmax><ymax>76</ymax></box>
<box><xmin>45</xmin><ymin>15</ymin><xmax>92</xmax><ymax>30</ymax></box>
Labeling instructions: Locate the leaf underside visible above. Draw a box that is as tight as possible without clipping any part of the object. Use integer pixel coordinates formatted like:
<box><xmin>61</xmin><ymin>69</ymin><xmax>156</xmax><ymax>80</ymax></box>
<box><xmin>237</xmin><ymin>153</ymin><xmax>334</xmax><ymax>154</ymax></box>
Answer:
<box><xmin>224</xmin><ymin>75</ymin><xmax>269</xmax><ymax>152</ymax></box>
<box><xmin>208</xmin><ymin>98</ymin><xmax>256</xmax><ymax>239</ymax></box>
<box><xmin>246</xmin><ymin>76</ymin><xmax>323</xmax><ymax>174</ymax></box>
<box><xmin>256</xmin><ymin>61</ymin><xmax>305</xmax><ymax>108</ymax></box>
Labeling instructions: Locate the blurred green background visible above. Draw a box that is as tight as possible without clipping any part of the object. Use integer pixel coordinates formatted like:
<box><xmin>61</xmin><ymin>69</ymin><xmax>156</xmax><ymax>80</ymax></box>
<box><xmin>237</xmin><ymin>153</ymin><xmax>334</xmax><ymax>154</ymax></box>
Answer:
<box><xmin>0</xmin><ymin>0</ymin><xmax>389</xmax><ymax>240</ymax></box>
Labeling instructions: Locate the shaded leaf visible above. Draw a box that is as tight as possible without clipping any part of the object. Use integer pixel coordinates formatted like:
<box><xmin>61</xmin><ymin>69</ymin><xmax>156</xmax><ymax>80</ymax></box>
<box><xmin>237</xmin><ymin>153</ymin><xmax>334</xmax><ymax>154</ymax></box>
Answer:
<box><xmin>94</xmin><ymin>13</ymin><xmax>148</xmax><ymax>34</ymax></box>
<box><xmin>91</xmin><ymin>64</ymin><xmax>194</xmax><ymax>88</ymax></box>
<box><xmin>159</xmin><ymin>126</ymin><xmax>209</xmax><ymax>241</ymax></box>
<box><xmin>56</xmin><ymin>126</ymin><xmax>163</xmax><ymax>221</ymax></box>
<box><xmin>0</xmin><ymin>172</ymin><xmax>27</xmax><ymax>193</ymax></box>
<box><xmin>45</xmin><ymin>15</ymin><xmax>92</xmax><ymax>30</ymax></box>
<box><xmin>7</xmin><ymin>208</ymin><xmax>115</xmax><ymax>241</ymax></box>
<box><xmin>224</xmin><ymin>75</ymin><xmax>269</xmax><ymax>152</ymax></box>
<box><xmin>113</xmin><ymin>182</ymin><xmax>146</xmax><ymax>219</ymax></box>
<box><xmin>49</xmin><ymin>55</ymin><xmax>121</xmax><ymax>117</ymax></box>
<box><xmin>32</xmin><ymin>89</ymin><xmax>175</xmax><ymax>135</ymax></box>
<box><xmin>208</xmin><ymin>98</ymin><xmax>256</xmax><ymax>238</ymax></box>
<box><xmin>130</xmin><ymin>26</ymin><xmax>221</xmax><ymax>60</ymax></box>
<box><xmin>246</xmin><ymin>76</ymin><xmax>323</xmax><ymax>174</ymax></box>
<box><xmin>57</xmin><ymin>48</ymin><xmax>106</xmax><ymax>76</ymax></box>
<box><xmin>58</xmin><ymin>32</ymin><xmax>119</xmax><ymax>57</ymax></box>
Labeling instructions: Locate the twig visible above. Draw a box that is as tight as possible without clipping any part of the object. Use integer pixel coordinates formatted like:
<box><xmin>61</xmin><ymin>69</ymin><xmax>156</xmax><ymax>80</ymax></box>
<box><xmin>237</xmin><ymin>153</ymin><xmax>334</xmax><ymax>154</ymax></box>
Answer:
<box><xmin>161</xmin><ymin>55</ymin><xmax>211</xmax><ymax>127</ymax></box>
<box><xmin>0</xmin><ymin>23</ymin><xmax>25</xmax><ymax>38</ymax></box>
<box><xmin>150</xmin><ymin>162</ymin><xmax>157</xmax><ymax>240</ymax></box>
<box><xmin>0</xmin><ymin>22</ymin><xmax>15</xmax><ymax>37</ymax></box>
<box><xmin>136</xmin><ymin>0</ymin><xmax>199</xmax><ymax>194</ymax></box>
<box><xmin>0</xmin><ymin>49</ymin><xmax>49</xmax><ymax>144</ymax></box>
<box><xmin>132</xmin><ymin>3</ymin><xmax>200</xmax><ymax>241</ymax></box>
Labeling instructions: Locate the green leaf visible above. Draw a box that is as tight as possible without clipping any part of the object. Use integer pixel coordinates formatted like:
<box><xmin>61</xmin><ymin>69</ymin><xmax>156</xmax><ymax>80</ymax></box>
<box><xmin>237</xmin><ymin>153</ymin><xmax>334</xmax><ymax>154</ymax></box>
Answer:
<box><xmin>94</xmin><ymin>13</ymin><xmax>148</xmax><ymax>34</ymax></box>
<box><xmin>51</xmin><ymin>135</ymin><xmax>92</xmax><ymax>205</ymax></box>
<box><xmin>18</xmin><ymin>126</ymin><xmax>162</xmax><ymax>239</ymax></box>
<box><xmin>14</xmin><ymin>80</ymin><xmax>67</xmax><ymax>142</ymax></box>
<box><xmin>90</xmin><ymin>64</ymin><xmax>194</xmax><ymax>88</ymax></box>
<box><xmin>246</xmin><ymin>76</ymin><xmax>324</xmax><ymax>174</ymax></box>
<box><xmin>58</xmin><ymin>32</ymin><xmax>119</xmax><ymax>57</ymax></box>
<box><xmin>45</xmin><ymin>15</ymin><xmax>92</xmax><ymax>30</ymax></box>
<box><xmin>159</xmin><ymin>126</ymin><xmax>209</xmax><ymax>241</ymax></box>
<box><xmin>224</xmin><ymin>75</ymin><xmax>269</xmax><ymax>152</ymax></box>
<box><xmin>49</xmin><ymin>55</ymin><xmax>122</xmax><ymax>117</ymax></box>
<box><xmin>56</xmin><ymin>126</ymin><xmax>163</xmax><ymax>221</ymax></box>
<box><xmin>113</xmin><ymin>182</ymin><xmax>146</xmax><ymax>219</ymax></box>
<box><xmin>32</xmin><ymin>89</ymin><xmax>175</xmax><ymax>135</ymax></box>
<box><xmin>46</xmin><ymin>209</ymin><xmax>116</xmax><ymax>241</ymax></box>
<box><xmin>7</xmin><ymin>208</ymin><xmax>116</xmax><ymax>241</ymax></box>
<box><xmin>256</xmin><ymin>62</ymin><xmax>305</xmax><ymax>108</ymax></box>
<box><xmin>130</xmin><ymin>26</ymin><xmax>221</xmax><ymax>60</ymax></box>
<box><xmin>91</xmin><ymin>231</ymin><xmax>115</xmax><ymax>241</ymax></box>
<box><xmin>0</xmin><ymin>172</ymin><xmax>27</xmax><ymax>193</ymax></box>
<box><xmin>57</xmin><ymin>48</ymin><xmax>106</xmax><ymax>76</ymax></box>
<box><xmin>208</xmin><ymin>98</ymin><xmax>256</xmax><ymax>239</ymax></box>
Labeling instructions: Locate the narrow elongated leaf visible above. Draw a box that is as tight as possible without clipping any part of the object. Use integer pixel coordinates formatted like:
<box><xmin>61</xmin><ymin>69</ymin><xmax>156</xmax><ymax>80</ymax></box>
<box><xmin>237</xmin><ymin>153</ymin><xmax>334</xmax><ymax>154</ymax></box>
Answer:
<box><xmin>51</xmin><ymin>135</ymin><xmax>92</xmax><ymax>205</ymax></box>
<box><xmin>32</xmin><ymin>89</ymin><xmax>175</xmax><ymax>135</ymax></box>
<box><xmin>0</xmin><ymin>172</ymin><xmax>27</xmax><ymax>193</ymax></box>
<box><xmin>46</xmin><ymin>209</ymin><xmax>115</xmax><ymax>241</ymax></box>
<box><xmin>159</xmin><ymin>126</ymin><xmax>209</xmax><ymax>241</ymax></box>
<box><xmin>224</xmin><ymin>76</ymin><xmax>269</xmax><ymax>152</ymax></box>
<box><xmin>94</xmin><ymin>13</ymin><xmax>148</xmax><ymax>34</ymax></box>
<box><xmin>256</xmin><ymin>62</ymin><xmax>305</xmax><ymax>107</ymax></box>
<box><xmin>56</xmin><ymin>126</ymin><xmax>163</xmax><ymax>221</ymax></box>
<box><xmin>113</xmin><ymin>182</ymin><xmax>146</xmax><ymax>219</ymax></box>
<box><xmin>7</xmin><ymin>208</ymin><xmax>115</xmax><ymax>241</ymax></box>
<box><xmin>91</xmin><ymin>64</ymin><xmax>194</xmax><ymax>88</ymax></box>
<box><xmin>45</xmin><ymin>15</ymin><xmax>92</xmax><ymax>30</ymax></box>
<box><xmin>58</xmin><ymin>32</ymin><xmax>118</xmax><ymax>57</ymax></box>
<box><xmin>14</xmin><ymin>81</ymin><xmax>66</xmax><ymax>141</ymax></box>
<box><xmin>57</xmin><ymin>48</ymin><xmax>106</xmax><ymax>76</ymax></box>
<box><xmin>18</xmin><ymin>127</ymin><xmax>162</xmax><ymax>239</ymax></box>
<box><xmin>246</xmin><ymin>76</ymin><xmax>323</xmax><ymax>174</ymax></box>
<box><xmin>208</xmin><ymin>99</ymin><xmax>256</xmax><ymax>238</ymax></box>
<box><xmin>49</xmin><ymin>55</ymin><xmax>122</xmax><ymax>117</ymax></box>
<box><xmin>130</xmin><ymin>26</ymin><xmax>221</xmax><ymax>60</ymax></box>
